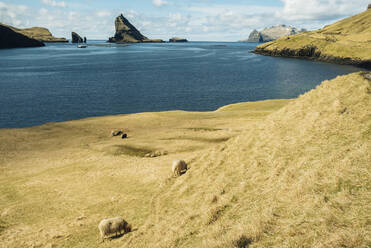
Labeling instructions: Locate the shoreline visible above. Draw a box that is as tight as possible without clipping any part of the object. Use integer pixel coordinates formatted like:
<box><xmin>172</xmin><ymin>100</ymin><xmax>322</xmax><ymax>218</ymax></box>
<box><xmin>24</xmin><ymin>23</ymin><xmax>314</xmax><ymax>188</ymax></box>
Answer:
<box><xmin>0</xmin><ymin>98</ymin><xmax>290</xmax><ymax>130</ymax></box>
<box><xmin>253</xmin><ymin>47</ymin><xmax>371</xmax><ymax>70</ymax></box>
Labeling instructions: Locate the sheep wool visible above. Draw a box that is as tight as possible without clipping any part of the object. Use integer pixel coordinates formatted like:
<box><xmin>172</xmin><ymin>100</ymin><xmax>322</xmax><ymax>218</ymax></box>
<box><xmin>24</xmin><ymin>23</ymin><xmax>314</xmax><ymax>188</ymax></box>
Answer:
<box><xmin>98</xmin><ymin>217</ymin><xmax>131</xmax><ymax>241</ymax></box>
<box><xmin>172</xmin><ymin>159</ymin><xmax>188</xmax><ymax>177</ymax></box>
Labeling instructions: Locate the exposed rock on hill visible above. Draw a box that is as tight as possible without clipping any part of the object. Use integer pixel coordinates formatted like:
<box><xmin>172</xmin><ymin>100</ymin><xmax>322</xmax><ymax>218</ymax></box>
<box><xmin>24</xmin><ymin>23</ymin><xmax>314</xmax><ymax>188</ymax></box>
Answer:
<box><xmin>169</xmin><ymin>37</ymin><xmax>188</xmax><ymax>42</ymax></box>
<box><xmin>243</xmin><ymin>25</ymin><xmax>306</xmax><ymax>43</ymax></box>
<box><xmin>0</xmin><ymin>24</ymin><xmax>45</xmax><ymax>49</ymax></box>
<box><xmin>245</xmin><ymin>29</ymin><xmax>262</xmax><ymax>42</ymax></box>
<box><xmin>5</xmin><ymin>25</ymin><xmax>67</xmax><ymax>43</ymax></box>
<box><xmin>254</xmin><ymin>8</ymin><xmax>371</xmax><ymax>68</ymax></box>
<box><xmin>108</xmin><ymin>14</ymin><xmax>163</xmax><ymax>43</ymax></box>
<box><xmin>71</xmin><ymin>32</ymin><xmax>83</xmax><ymax>43</ymax></box>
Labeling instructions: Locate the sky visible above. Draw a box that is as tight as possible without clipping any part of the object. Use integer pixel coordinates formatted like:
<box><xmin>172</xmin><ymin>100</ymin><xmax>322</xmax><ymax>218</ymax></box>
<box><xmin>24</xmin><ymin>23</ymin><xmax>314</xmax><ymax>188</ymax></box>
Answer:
<box><xmin>0</xmin><ymin>0</ymin><xmax>368</xmax><ymax>41</ymax></box>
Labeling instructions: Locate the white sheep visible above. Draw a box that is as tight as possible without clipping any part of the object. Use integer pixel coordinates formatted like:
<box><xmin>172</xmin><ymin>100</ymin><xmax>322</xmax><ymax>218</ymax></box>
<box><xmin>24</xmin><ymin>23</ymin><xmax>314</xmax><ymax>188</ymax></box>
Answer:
<box><xmin>98</xmin><ymin>217</ymin><xmax>132</xmax><ymax>242</ymax></box>
<box><xmin>172</xmin><ymin>159</ymin><xmax>188</xmax><ymax>177</ymax></box>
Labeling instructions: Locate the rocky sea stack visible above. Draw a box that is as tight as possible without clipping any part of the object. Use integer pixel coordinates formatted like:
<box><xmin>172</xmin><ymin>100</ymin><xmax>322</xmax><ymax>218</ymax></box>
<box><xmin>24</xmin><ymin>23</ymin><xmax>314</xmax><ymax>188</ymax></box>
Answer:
<box><xmin>71</xmin><ymin>32</ymin><xmax>83</xmax><ymax>43</ymax></box>
<box><xmin>108</xmin><ymin>14</ymin><xmax>163</xmax><ymax>43</ymax></box>
<box><xmin>0</xmin><ymin>24</ymin><xmax>45</xmax><ymax>49</ymax></box>
<box><xmin>254</xmin><ymin>8</ymin><xmax>371</xmax><ymax>68</ymax></box>
<box><xmin>169</xmin><ymin>37</ymin><xmax>188</xmax><ymax>42</ymax></box>
<box><xmin>243</xmin><ymin>25</ymin><xmax>306</xmax><ymax>43</ymax></box>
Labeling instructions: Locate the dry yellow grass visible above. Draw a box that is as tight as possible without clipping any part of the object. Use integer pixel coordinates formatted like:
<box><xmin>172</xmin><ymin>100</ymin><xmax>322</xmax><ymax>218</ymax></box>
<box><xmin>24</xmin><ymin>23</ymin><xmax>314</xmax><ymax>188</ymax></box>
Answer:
<box><xmin>2</xmin><ymin>24</ymin><xmax>68</xmax><ymax>42</ymax></box>
<box><xmin>255</xmin><ymin>9</ymin><xmax>371</xmax><ymax>67</ymax></box>
<box><xmin>0</xmin><ymin>72</ymin><xmax>370</xmax><ymax>247</ymax></box>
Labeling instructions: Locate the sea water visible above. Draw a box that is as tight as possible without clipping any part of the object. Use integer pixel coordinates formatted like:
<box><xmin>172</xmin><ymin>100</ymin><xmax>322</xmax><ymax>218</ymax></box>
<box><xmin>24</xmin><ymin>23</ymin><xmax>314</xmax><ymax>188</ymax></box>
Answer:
<box><xmin>0</xmin><ymin>41</ymin><xmax>360</xmax><ymax>128</ymax></box>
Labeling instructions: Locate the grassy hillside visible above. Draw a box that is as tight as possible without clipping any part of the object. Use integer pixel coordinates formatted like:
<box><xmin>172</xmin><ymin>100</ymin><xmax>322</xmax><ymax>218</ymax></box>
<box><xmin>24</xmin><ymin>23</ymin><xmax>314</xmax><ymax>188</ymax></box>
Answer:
<box><xmin>0</xmin><ymin>72</ymin><xmax>369</xmax><ymax>247</ymax></box>
<box><xmin>3</xmin><ymin>24</ymin><xmax>68</xmax><ymax>43</ymax></box>
<box><xmin>255</xmin><ymin>9</ymin><xmax>371</xmax><ymax>68</ymax></box>
<box><xmin>0</xmin><ymin>99</ymin><xmax>288</xmax><ymax>247</ymax></box>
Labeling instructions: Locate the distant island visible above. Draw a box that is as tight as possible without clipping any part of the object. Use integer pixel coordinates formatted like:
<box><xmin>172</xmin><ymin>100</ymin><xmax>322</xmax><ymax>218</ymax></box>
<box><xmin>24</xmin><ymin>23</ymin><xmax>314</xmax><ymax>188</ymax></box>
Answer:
<box><xmin>5</xmin><ymin>24</ymin><xmax>67</xmax><ymax>43</ymax></box>
<box><xmin>108</xmin><ymin>14</ymin><xmax>164</xmax><ymax>43</ymax></box>
<box><xmin>241</xmin><ymin>24</ymin><xmax>306</xmax><ymax>43</ymax></box>
<box><xmin>254</xmin><ymin>8</ymin><xmax>371</xmax><ymax>68</ymax></box>
<box><xmin>169</xmin><ymin>37</ymin><xmax>188</xmax><ymax>43</ymax></box>
<box><xmin>0</xmin><ymin>24</ymin><xmax>45</xmax><ymax>49</ymax></box>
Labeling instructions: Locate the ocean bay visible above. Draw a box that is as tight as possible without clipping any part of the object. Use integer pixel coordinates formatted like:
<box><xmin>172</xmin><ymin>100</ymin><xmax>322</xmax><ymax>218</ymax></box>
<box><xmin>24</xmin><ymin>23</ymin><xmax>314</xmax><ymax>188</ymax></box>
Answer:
<box><xmin>0</xmin><ymin>41</ymin><xmax>360</xmax><ymax>128</ymax></box>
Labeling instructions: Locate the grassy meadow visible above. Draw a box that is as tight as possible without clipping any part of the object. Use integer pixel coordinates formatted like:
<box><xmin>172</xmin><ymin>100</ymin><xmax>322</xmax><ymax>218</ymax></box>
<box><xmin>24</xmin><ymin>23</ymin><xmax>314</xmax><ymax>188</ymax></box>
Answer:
<box><xmin>0</xmin><ymin>72</ymin><xmax>370</xmax><ymax>247</ymax></box>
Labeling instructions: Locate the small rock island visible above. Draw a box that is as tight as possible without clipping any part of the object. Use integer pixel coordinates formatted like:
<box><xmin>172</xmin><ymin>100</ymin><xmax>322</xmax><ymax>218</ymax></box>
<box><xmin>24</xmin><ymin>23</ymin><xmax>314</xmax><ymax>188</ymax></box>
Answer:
<box><xmin>108</xmin><ymin>14</ymin><xmax>163</xmax><ymax>43</ymax></box>
<box><xmin>169</xmin><ymin>37</ymin><xmax>188</xmax><ymax>42</ymax></box>
<box><xmin>72</xmin><ymin>32</ymin><xmax>84</xmax><ymax>43</ymax></box>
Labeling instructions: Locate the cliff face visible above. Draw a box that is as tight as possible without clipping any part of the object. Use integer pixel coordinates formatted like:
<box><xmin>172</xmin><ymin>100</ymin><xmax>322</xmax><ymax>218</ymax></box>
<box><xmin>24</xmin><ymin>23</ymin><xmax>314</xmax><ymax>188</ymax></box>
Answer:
<box><xmin>108</xmin><ymin>14</ymin><xmax>163</xmax><ymax>43</ymax></box>
<box><xmin>243</xmin><ymin>25</ymin><xmax>305</xmax><ymax>42</ymax></box>
<box><xmin>71</xmin><ymin>32</ymin><xmax>83</xmax><ymax>43</ymax></box>
<box><xmin>7</xmin><ymin>26</ymin><xmax>67</xmax><ymax>42</ymax></box>
<box><xmin>254</xmin><ymin>9</ymin><xmax>371</xmax><ymax>68</ymax></box>
<box><xmin>245</xmin><ymin>29</ymin><xmax>262</xmax><ymax>42</ymax></box>
<box><xmin>0</xmin><ymin>24</ymin><xmax>45</xmax><ymax>49</ymax></box>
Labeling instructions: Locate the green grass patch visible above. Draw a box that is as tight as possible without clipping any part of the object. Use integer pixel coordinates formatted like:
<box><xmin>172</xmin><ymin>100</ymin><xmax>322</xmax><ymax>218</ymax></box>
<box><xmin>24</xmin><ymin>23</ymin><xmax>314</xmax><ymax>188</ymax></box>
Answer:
<box><xmin>103</xmin><ymin>145</ymin><xmax>153</xmax><ymax>157</ymax></box>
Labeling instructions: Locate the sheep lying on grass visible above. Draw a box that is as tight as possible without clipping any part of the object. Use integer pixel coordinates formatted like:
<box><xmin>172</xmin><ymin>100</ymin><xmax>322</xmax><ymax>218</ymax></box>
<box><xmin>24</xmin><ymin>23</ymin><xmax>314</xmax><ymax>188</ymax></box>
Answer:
<box><xmin>98</xmin><ymin>217</ymin><xmax>132</xmax><ymax>242</ymax></box>
<box><xmin>172</xmin><ymin>159</ymin><xmax>188</xmax><ymax>177</ymax></box>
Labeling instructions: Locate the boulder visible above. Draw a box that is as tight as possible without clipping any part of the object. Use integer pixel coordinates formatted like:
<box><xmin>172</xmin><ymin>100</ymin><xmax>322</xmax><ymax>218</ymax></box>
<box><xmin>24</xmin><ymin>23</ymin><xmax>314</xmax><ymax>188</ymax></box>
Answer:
<box><xmin>169</xmin><ymin>37</ymin><xmax>188</xmax><ymax>42</ymax></box>
<box><xmin>0</xmin><ymin>24</ymin><xmax>45</xmax><ymax>49</ymax></box>
<box><xmin>108</xmin><ymin>14</ymin><xmax>163</xmax><ymax>43</ymax></box>
<box><xmin>72</xmin><ymin>32</ymin><xmax>83</xmax><ymax>43</ymax></box>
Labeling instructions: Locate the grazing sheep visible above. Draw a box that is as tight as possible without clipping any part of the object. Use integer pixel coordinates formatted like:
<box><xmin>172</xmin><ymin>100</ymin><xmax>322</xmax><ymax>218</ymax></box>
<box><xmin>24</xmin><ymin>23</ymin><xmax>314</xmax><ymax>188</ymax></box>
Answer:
<box><xmin>172</xmin><ymin>159</ymin><xmax>188</xmax><ymax>177</ymax></box>
<box><xmin>98</xmin><ymin>217</ymin><xmax>132</xmax><ymax>242</ymax></box>
<box><xmin>111</xmin><ymin>130</ymin><xmax>123</xmax><ymax>137</ymax></box>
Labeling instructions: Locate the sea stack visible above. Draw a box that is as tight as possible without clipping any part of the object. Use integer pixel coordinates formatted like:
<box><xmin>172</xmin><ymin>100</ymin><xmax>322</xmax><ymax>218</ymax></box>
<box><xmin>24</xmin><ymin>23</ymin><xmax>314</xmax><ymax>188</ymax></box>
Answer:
<box><xmin>169</xmin><ymin>37</ymin><xmax>188</xmax><ymax>42</ymax></box>
<box><xmin>0</xmin><ymin>24</ymin><xmax>45</xmax><ymax>49</ymax></box>
<box><xmin>108</xmin><ymin>14</ymin><xmax>163</xmax><ymax>43</ymax></box>
<box><xmin>72</xmin><ymin>32</ymin><xmax>83</xmax><ymax>43</ymax></box>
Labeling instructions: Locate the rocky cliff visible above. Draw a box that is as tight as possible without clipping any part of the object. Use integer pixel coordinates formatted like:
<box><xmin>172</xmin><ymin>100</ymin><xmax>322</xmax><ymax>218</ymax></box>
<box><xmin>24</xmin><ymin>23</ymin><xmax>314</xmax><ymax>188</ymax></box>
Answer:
<box><xmin>243</xmin><ymin>25</ymin><xmax>306</xmax><ymax>43</ymax></box>
<box><xmin>254</xmin><ymin>8</ymin><xmax>371</xmax><ymax>68</ymax></box>
<box><xmin>0</xmin><ymin>24</ymin><xmax>45</xmax><ymax>49</ymax></box>
<box><xmin>108</xmin><ymin>14</ymin><xmax>163</xmax><ymax>43</ymax></box>
<box><xmin>7</xmin><ymin>25</ymin><xmax>67</xmax><ymax>42</ymax></box>
<box><xmin>71</xmin><ymin>32</ymin><xmax>83</xmax><ymax>43</ymax></box>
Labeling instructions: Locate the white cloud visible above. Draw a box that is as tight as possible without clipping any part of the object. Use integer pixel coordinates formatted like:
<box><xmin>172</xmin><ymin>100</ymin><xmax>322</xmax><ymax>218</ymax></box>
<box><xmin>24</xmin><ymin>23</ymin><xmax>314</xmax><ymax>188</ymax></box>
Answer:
<box><xmin>39</xmin><ymin>8</ymin><xmax>48</xmax><ymax>15</ymax></box>
<box><xmin>277</xmin><ymin>0</ymin><xmax>370</xmax><ymax>21</ymax></box>
<box><xmin>41</xmin><ymin>0</ymin><xmax>66</xmax><ymax>8</ymax></box>
<box><xmin>1</xmin><ymin>0</ymin><xmax>369</xmax><ymax>41</ymax></box>
<box><xmin>0</xmin><ymin>2</ymin><xmax>29</xmax><ymax>27</ymax></box>
<box><xmin>153</xmin><ymin>0</ymin><xmax>168</xmax><ymax>7</ymax></box>
<box><xmin>96</xmin><ymin>10</ymin><xmax>111</xmax><ymax>18</ymax></box>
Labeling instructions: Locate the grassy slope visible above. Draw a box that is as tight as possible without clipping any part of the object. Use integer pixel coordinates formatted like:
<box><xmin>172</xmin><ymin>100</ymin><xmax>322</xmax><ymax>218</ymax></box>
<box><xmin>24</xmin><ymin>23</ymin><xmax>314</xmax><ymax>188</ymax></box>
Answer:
<box><xmin>2</xmin><ymin>24</ymin><xmax>67</xmax><ymax>42</ymax></box>
<box><xmin>0</xmin><ymin>72</ymin><xmax>369</xmax><ymax>247</ymax></box>
<box><xmin>255</xmin><ymin>10</ymin><xmax>371</xmax><ymax>66</ymax></box>
<box><xmin>0</xmin><ymin>99</ymin><xmax>288</xmax><ymax>247</ymax></box>
<box><xmin>125</xmin><ymin>72</ymin><xmax>371</xmax><ymax>247</ymax></box>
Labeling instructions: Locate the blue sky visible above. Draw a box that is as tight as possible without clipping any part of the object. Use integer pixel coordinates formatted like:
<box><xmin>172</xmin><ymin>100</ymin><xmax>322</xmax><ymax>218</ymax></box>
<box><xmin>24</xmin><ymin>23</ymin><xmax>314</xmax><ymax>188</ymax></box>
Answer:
<box><xmin>0</xmin><ymin>0</ymin><xmax>368</xmax><ymax>41</ymax></box>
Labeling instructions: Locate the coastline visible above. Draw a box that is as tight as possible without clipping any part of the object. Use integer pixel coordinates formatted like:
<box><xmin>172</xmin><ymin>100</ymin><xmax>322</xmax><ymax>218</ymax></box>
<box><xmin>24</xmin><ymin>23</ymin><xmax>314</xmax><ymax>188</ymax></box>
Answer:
<box><xmin>0</xmin><ymin>98</ymin><xmax>290</xmax><ymax>130</ymax></box>
<box><xmin>0</xmin><ymin>72</ymin><xmax>369</xmax><ymax>247</ymax></box>
<box><xmin>253</xmin><ymin>47</ymin><xmax>371</xmax><ymax>69</ymax></box>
